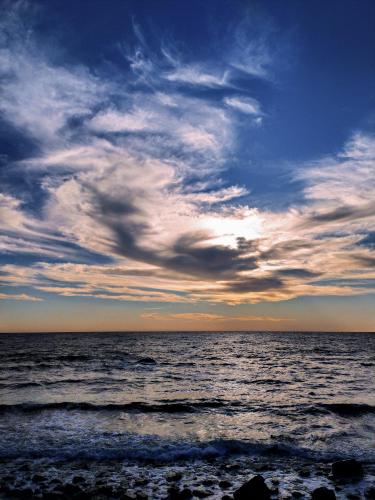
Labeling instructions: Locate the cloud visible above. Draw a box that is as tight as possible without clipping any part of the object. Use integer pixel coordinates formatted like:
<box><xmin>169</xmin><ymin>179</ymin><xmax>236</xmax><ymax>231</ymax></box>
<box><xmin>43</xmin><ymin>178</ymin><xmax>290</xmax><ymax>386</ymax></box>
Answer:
<box><xmin>224</xmin><ymin>96</ymin><xmax>262</xmax><ymax>116</ymax></box>
<box><xmin>141</xmin><ymin>312</ymin><xmax>294</xmax><ymax>322</ymax></box>
<box><xmin>0</xmin><ymin>5</ymin><xmax>374</xmax><ymax>308</ymax></box>
<box><xmin>164</xmin><ymin>65</ymin><xmax>230</xmax><ymax>88</ymax></box>
<box><xmin>0</xmin><ymin>293</ymin><xmax>42</xmax><ymax>301</ymax></box>
<box><xmin>89</xmin><ymin>109</ymin><xmax>155</xmax><ymax>133</ymax></box>
<box><xmin>0</xmin><ymin>10</ymin><xmax>104</xmax><ymax>146</ymax></box>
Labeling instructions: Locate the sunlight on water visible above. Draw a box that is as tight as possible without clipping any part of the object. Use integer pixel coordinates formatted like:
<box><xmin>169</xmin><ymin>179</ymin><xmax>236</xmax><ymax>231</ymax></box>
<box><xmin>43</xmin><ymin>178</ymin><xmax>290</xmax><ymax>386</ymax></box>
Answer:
<box><xmin>0</xmin><ymin>332</ymin><xmax>374</xmax><ymax>462</ymax></box>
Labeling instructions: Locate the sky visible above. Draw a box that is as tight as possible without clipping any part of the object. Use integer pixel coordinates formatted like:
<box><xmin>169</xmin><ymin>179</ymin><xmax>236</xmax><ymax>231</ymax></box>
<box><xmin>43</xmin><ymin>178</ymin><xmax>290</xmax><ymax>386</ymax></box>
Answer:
<box><xmin>0</xmin><ymin>0</ymin><xmax>375</xmax><ymax>332</ymax></box>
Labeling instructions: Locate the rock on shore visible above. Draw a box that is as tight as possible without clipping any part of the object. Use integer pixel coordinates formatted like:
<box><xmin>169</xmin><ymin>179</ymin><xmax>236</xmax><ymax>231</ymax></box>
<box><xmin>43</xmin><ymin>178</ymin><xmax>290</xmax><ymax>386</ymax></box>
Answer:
<box><xmin>233</xmin><ymin>474</ymin><xmax>271</xmax><ymax>499</ymax></box>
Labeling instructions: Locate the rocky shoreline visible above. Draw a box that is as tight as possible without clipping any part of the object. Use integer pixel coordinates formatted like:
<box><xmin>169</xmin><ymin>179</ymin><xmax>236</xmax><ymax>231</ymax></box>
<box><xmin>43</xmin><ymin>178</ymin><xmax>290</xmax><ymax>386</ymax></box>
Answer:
<box><xmin>0</xmin><ymin>456</ymin><xmax>374</xmax><ymax>499</ymax></box>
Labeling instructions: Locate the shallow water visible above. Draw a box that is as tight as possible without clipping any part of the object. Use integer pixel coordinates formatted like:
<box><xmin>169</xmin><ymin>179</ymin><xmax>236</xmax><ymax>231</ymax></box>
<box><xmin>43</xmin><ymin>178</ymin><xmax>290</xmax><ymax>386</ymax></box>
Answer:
<box><xmin>0</xmin><ymin>331</ymin><xmax>374</xmax><ymax>464</ymax></box>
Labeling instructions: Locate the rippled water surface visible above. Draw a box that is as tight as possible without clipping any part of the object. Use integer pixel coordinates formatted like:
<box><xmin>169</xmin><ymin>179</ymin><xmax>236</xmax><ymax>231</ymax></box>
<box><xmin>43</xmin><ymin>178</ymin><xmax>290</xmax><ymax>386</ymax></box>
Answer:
<box><xmin>0</xmin><ymin>332</ymin><xmax>374</xmax><ymax>463</ymax></box>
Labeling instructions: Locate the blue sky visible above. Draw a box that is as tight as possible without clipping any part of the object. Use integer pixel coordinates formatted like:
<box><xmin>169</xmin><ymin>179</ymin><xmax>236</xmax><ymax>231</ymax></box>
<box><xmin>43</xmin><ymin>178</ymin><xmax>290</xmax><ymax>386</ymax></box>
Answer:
<box><xmin>0</xmin><ymin>0</ymin><xmax>375</xmax><ymax>332</ymax></box>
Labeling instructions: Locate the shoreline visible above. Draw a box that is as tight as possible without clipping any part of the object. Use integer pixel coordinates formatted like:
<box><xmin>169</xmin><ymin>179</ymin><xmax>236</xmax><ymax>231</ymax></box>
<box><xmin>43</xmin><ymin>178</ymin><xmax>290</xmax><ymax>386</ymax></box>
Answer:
<box><xmin>1</xmin><ymin>455</ymin><xmax>374</xmax><ymax>499</ymax></box>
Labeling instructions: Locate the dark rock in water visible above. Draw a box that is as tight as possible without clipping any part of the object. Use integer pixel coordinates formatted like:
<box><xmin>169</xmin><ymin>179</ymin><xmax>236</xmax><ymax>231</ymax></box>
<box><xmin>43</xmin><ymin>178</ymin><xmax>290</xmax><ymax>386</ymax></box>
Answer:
<box><xmin>96</xmin><ymin>485</ymin><xmax>118</xmax><ymax>496</ymax></box>
<box><xmin>61</xmin><ymin>483</ymin><xmax>83</xmax><ymax>495</ymax></box>
<box><xmin>136</xmin><ymin>493</ymin><xmax>148</xmax><ymax>500</ymax></box>
<box><xmin>72</xmin><ymin>476</ymin><xmax>86</xmax><ymax>484</ymax></box>
<box><xmin>10</xmin><ymin>487</ymin><xmax>34</xmax><ymax>498</ymax></box>
<box><xmin>31</xmin><ymin>474</ymin><xmax>46</xmax><ymax>483</ymax></box>
<box><xmin>299</xmin><ymin>469</ymin><xmax>311</xmax><ymax>478</ymax></box>
<box><xmin>138</xmin><ymin>357</ymin><xmax>157</xmax><ymax>364</ymax></box>
<box><xmin>167</xmin><ymin>486</ymin><xmax>192</xmax><ymax>499</ymax></box>
<box><xmin>18</xmin><ymin>463</ymin><xmax>30</xmax><ymax>471</ymax></box>
<box><xmin>222</xmin><ymin>496</ymin><xmax>232</xmax><ymax>500</ymax></box>
<box><xmin>365</xmin><ymin>486</ymin><xmax>375</xmax><ymax>499</ymax></box>
<box><xmin>134</xmin><ymin>477</ymin><xmax>149</xmax><ymax>486</ymax></box>
<box><xmin>331</xmin><ymin>459</ymin><xmax>363</xmax><ymax>479</ymax></box>
<box><xmin>233</xmin><ymin>474</ymin><xmax>271</xmax><ymax>500</ymax></box>
<box><xmin>42</xmin><ymin>492</ymin><xmax>65</xmax><ymax>499</ymax></box>
<box><xmin>166</xmin><ymin>472</ymin><xmax>183</xmax><ymax>482</ymax></box>
<box><xmin>59</xmin><ymin>482</ymin><xmax>93</xmax><ymax>499</ymax></box>
<box><xmin>311</xmin><ymin>487</ymin><xmax>336</xmax><ymax>499</ymax></box>
<box><xmin>50</xmin><ymin>479</ymin><xmax>61</xmax><ymax>485</ymax></box>
<box><xmin>219</xmin><ymin>480</ymin><xmax>232</xmax><ymax>489</ymax></box>
<box><xmin>292</xmin><ymin>491</ymin><xmax>304</xmax><ymax>498</ymax></box>
<box><xmin>192</xmin><ymin>488</ymin><xmax>212</xmax><ymax>498</ymax></box>
<box><xmin>2</xmin><ymin>475</ymin><xmax>15</xmax><ymax>483</ymax></box>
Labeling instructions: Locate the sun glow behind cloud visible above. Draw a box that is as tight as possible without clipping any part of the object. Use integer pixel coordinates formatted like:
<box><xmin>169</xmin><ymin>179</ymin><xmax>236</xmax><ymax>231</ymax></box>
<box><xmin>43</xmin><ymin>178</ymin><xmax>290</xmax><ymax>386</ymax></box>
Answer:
<box><xmin>0</xmin><ymin>2</ymin><xmax>375</xmax><ymax>331</ymax></box>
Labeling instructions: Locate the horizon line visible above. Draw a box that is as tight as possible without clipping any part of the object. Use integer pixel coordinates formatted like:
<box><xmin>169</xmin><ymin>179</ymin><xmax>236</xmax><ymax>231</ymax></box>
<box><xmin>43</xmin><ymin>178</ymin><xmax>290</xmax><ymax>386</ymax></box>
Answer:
<box><xmin>1</xmin><ymin>330</ymin><xmax>374</xmax><ymax>334</ymax></box>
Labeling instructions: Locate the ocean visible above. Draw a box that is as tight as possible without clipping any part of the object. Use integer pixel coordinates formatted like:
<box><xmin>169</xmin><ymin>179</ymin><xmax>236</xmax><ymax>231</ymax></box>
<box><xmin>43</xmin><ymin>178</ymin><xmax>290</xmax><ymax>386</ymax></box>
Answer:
<box><xmin>0</xmin><ymin>331</ymin><xmax>374</xmax><ymax>498</ymax></box>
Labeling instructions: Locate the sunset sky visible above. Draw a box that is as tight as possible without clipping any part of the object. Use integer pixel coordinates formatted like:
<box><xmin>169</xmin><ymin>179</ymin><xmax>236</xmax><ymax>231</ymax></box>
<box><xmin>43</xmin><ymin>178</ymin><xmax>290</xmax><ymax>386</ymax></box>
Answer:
<box><xmin>1</xmin><ymin>0</ymin><xmax>375</xmax><ymax>332</ymax></box>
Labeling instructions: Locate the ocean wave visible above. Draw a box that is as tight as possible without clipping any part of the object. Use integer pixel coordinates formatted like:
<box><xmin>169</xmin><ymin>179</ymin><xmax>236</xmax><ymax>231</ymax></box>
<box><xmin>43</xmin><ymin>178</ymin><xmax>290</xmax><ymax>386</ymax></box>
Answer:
<box><xmin>0</xmin><ymin>437</ymin><xmax>319</xmax><ymax>462</ymax></box>
<box><xmin>0</xmin><ymin>377</ymin><xmax>137</xmax><ymax>389</ymax></box>
<box><xmin>318</xmin><ymin>403</ymin><xmax>375</xmax><ymax>416</ymax></box>
<box><xmin>1</xmin><ymin>400</ymin><xmax>374</xmax><ymax>417</ymax></box>
<box><xmin>1</xmin><ymin>433</ymin><xmax>373</xmax><ymax>463</ymax></box>
<box><xmin>0</xmin><ymin>399</ymin><xmax>234</xmax><ymax>414</ymax></box>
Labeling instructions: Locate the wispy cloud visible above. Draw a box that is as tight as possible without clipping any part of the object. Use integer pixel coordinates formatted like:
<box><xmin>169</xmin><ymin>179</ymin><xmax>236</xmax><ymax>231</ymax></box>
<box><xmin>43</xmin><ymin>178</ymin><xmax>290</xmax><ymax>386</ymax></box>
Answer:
<box><xmin>141</xmin><ymin>312</ymin><xmax>294</xmax><ymax>322</ymax></box>
<box><xmin>164</xmin><ymin>65</ymin><xmax>230</xmax><ymax>88</ymax></box>
<box><xmin>0</xmin><ymin>293</ymin><xmax>42</xmax><ymax>302</ymax></box>
<box><xmin>224</xmin><ymin>96</ymin><xmax>262</xmax><ymax>116</ymax></box>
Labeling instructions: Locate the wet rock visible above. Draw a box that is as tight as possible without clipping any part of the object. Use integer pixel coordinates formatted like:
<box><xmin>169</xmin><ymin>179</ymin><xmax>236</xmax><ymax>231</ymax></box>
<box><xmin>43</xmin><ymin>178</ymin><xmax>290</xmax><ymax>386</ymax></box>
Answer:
<box><xmin>2</xmin><ymin>475</ymin><xmax>15</xmax><ymax>483</ymax></box>
<box><xmin>221</xmin><ymin>496</ymin><xmax>232</xmax><ymax>500</ymax></box>
<box><xmin>167</xmin><ymin>486</ymin><xmax>192</xmax><ymax>499</ymax></box>
<box><xmin>95</xmin><ymin>479</ymin><xmax>107</xmax><ymax>487</ymax></box>
<box><xmin>96</xmin><ymin>484</ymin><xmax>118</xmax><ymax>496</ymax></box>
<box><xmin>50</xmin><ymin>479</ymin><xmax>62</xmax><ymax>485</ymax></box>
<box><xmin>42</xmin><ymin>492</ymin><xmax>65</xmax><ymax>499</ymax></box>
<box><xmin>365</xmin><ymin>486</ymin><xmax>375</xmax><ymax>499</ymax></box>
<box><xmin>311</xmin><ymin>487</ymin><xmax>336</xmax><ymax>499</ymax></box>
<box><xmin>72</xmin><ymin>476</ymin><xmax>86</xmax><ymax>484</ymax></box>
<box><xmin>166</xmin><ymin>472</ymin><xmax>183</xmax><ymax>482</ymax></box>
<box><xmin>10</xmin><ymin>487</ymin><xmax>34</xmax><ymax>498</ymax></box>
<box><xmin>292</xmin><ymin>491</ymin><xmax>304</xmax><ymax>498</ymax></box>
<box><xmin>72</xmin><ymin>492</ymin><xmax>92</xmax><ymax>500</ymax></box>
<box><xmin>134</xmin><ymin>478</ymin><xmax>149</xmax><ymax>486</ymax></box>
<box><xmin>219</xmin><ymin>480</ymin><xmax>232</xmax><ymax>489</ymax></box>
<box><xmin>346</xmin><ymin>494</ymin><xmax>360</xmax><ymax>500</ymax></box>
<box><xmin>0</xmin><ymin>484</ymin><xmax>9</xmax><ymax>495</ymax></box>
<box><xmin>61</xmin><ymin>483</ymin><xmax>83</xmax><ymax>495</ymax></box>
<box><xmin>32</xmin><ymin>473</ymin><xmax>46</xmax><ymax>482</ymax></box>
<box><xmin>192</xmin><ymin>488</ymin><xmax>212</xmax><ymax>498</ymax></box>
<box><xmin>136</xmin><ymin>494</ymin><xmax>148</xmax><ymax>500</ymax></box>
<box><xmin>18</xmin><ymin>464</ymin><xmax>30</xmax><ymax>472</ymax></box>
<box><xmin>233</xmin><ymin>474</ymin><xmax>271</xmax><ymax>500</ymax></box>
<box><xmin>202</xmin><ymin>479</ymin><xmax>215</xmax><ymax>486</ymax></box>
<box><xmin>59</xmin><ymin>482</ymin><xmax>93</xmax><ymax>498</ymax></box>
<box><xmin>299</xmin><ymin>469</ymin><xmax>311</xmax><ymax>478</ymax></box>
<box><xmin>331</xmin><ymin>459</ymin><xmax>363</xmax><ymax>480</ymax></box>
